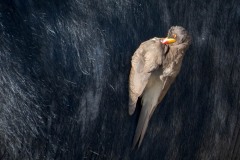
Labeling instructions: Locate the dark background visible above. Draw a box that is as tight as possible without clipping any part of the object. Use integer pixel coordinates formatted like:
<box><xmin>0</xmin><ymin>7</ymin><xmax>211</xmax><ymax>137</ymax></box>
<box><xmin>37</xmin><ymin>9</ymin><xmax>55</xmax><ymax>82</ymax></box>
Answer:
<box><xmin>0</xmin><ymin>0</ymin><xmax>240</xmax><ymax>159</ymax></box>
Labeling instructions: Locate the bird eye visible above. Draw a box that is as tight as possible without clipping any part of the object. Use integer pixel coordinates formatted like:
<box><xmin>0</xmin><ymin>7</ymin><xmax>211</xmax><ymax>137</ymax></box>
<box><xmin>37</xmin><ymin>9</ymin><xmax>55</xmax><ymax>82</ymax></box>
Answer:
<box><xmin>172</xmin><ymin>34</ymin><xmax>177</xmax><ymax>39</ymax></box>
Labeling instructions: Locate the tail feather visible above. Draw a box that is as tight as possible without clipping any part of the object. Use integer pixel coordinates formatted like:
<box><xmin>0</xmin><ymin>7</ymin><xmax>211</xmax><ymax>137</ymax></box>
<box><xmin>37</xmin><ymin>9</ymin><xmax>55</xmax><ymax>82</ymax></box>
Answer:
<box><xmin>137</xmin><ymin>116</ymin><xmax>150</xmax><ymax>148</ymax></box>
<box><xmin>132</xmin><ymin>103</ymin><xmax>151</xmax><ymax>149</ymax></box>
<box><xmin>132</xmin><ymin>69</ymin><xmax>164</xmax><ymax>149</ymax></box>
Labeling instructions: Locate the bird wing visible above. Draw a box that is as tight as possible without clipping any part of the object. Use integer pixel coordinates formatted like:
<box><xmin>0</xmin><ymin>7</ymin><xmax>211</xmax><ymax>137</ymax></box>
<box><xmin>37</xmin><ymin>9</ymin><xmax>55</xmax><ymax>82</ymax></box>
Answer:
<box><xmin>129</xmin><ymin>38</ymin><xmax>164</xmax><ymax>115</ymax></box>
<box><xmin>132</xmin><ymin>70</ymin><xmax>166</xmax><ymax>148</ymax></box>
<box><xmin>152</xmin><ymin>47</ymin><xmax>184</xmax><ymax>118</ymax></box>
<box><xmin>132</xmin><ymin>47</ymin><xmax>182</xmax><ymax>148</ymax></box>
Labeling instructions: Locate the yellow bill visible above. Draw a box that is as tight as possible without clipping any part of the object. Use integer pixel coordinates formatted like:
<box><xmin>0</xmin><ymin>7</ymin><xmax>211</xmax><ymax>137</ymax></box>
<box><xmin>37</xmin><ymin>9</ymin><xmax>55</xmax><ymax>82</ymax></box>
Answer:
<box><xmin>161</xmin><ymin>37</ymin><xmax>176</xmax><ymax>44</ymax></box>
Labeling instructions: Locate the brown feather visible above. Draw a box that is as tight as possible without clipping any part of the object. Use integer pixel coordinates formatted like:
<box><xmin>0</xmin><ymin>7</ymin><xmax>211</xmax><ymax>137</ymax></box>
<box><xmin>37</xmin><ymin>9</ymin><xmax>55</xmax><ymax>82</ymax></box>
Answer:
<box><xmin>129</xmin><ymin>26</ymin><xmax>191</xmax><ymax>149</ymax></box>
<box><xmin>129</xmin><ymin>38</ymin><xmax>164</xmax><ymax>115</ymax></box>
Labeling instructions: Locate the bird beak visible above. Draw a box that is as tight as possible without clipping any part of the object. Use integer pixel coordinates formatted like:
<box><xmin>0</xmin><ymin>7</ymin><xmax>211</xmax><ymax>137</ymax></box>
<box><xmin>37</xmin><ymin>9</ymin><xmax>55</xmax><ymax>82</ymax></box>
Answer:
<box><xmin>161</xmin><ymin>37</ymin><xmax>176</xmax><ymax>44</ymax></box>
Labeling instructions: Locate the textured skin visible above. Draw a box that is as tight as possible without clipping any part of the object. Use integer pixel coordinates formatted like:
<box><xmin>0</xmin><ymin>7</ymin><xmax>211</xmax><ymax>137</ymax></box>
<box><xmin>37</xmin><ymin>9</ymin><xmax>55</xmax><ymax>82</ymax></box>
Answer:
<box><xmin>129</xmin><ymin>26</ymin><xmax>191</xmax><ymax>148</ymax></box>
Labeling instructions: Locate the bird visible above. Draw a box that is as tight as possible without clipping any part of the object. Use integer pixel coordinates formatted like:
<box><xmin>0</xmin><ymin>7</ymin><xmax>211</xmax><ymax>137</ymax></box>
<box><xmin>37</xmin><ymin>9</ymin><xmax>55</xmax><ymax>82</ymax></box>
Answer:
<box><xmin>129</xmin><ymin>26</ymin><xmax>191</xmax><ymax>149</ymax></box>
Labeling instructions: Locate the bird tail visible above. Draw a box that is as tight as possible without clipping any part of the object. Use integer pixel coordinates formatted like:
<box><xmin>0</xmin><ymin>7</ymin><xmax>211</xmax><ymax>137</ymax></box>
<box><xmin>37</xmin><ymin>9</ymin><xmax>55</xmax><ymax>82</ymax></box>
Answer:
<box><xmin>132</xmin><ymin>77</ymin><xmax>162</xmax><ymax>149</ymax></box>
<box><xmin>132</xmin><ymin>101</ymin><xmax>153</xmax><ymax>149</ymax></box>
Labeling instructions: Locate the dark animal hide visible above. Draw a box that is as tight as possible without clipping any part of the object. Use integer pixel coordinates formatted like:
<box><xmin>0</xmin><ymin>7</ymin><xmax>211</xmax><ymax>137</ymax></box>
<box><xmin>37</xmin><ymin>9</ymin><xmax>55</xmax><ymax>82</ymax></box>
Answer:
<box><xmin>0</xmin><ymin>0</ymin><xmax>239</xmax><ymax>159</ymax></box>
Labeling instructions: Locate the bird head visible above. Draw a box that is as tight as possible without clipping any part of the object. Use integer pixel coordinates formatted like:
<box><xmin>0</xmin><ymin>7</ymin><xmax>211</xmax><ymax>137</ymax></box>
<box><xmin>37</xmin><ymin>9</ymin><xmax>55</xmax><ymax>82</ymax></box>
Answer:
<box><xmin>161</xmin><ymin>26</ymin><xmax>191</xmax><ymax>46</ymax></box>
